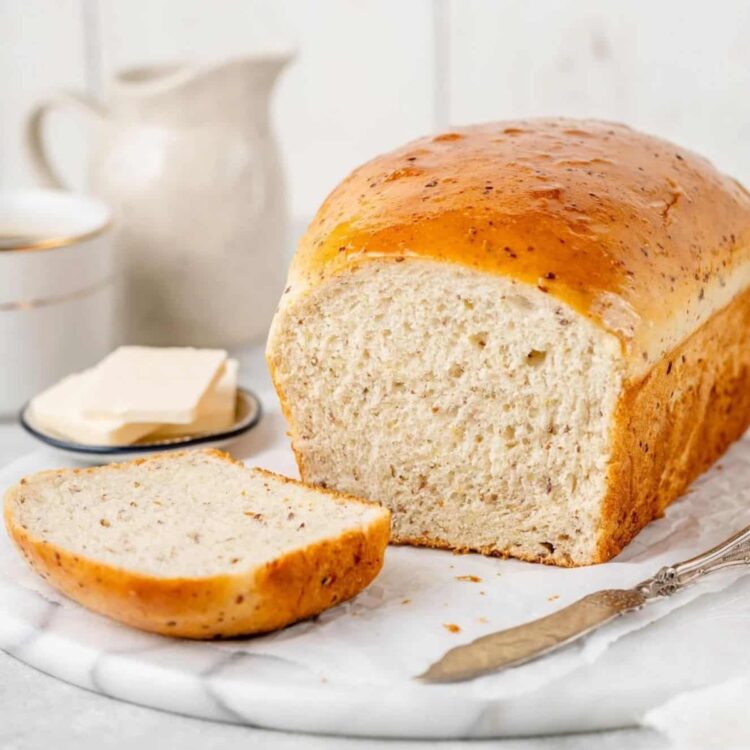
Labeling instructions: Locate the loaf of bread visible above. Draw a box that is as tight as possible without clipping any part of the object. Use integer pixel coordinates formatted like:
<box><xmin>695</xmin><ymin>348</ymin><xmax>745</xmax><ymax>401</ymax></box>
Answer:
<box><xmin>4</xmin><ymin>449</ymin><xmax>390</xmax><ymax>637</ymax></box>
<box><xmin>267</xmin><ymin>118</ymin><xmax>750</xmax><ymax>567</ymax></box>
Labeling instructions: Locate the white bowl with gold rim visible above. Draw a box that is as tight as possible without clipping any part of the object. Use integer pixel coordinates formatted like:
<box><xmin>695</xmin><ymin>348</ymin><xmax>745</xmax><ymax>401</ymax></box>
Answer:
<box><xmin>0</xmin><ymin>189</ymin><xmax>115</xmax><ymax>418</ymax></box>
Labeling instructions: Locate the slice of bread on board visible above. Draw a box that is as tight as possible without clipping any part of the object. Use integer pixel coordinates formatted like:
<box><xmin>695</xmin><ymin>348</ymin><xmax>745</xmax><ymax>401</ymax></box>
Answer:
<box><xmin>3</xmin><ymin>449</ymin><xmax>390</xmax><ymax>639</ymax></box>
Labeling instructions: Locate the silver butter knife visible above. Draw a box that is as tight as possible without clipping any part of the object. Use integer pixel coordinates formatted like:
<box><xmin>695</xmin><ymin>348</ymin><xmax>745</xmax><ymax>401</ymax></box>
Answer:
<box><xmin>419</xmin><ymin>523</ymin><xmax>750</xmax><ymax>683</ymax></box>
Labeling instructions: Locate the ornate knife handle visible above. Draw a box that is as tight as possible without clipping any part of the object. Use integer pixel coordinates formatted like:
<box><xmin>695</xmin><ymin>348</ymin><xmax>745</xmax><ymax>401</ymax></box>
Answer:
<box><xmin>636</xmin><ymin>524</ymin><xmax>750</xmax><ymax>599</ymax></box>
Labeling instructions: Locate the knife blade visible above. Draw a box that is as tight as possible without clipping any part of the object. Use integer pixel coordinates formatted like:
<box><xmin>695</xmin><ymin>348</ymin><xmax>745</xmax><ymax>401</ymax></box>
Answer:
<box><xmin>418</xmin><ymin>588</ymin><xmax>647</xmax><ymax>683</ymax></box>
<box><xmin>419</xmin><ymin>520</ymin><xmax>750</xmax><ymax>684</ymax></box>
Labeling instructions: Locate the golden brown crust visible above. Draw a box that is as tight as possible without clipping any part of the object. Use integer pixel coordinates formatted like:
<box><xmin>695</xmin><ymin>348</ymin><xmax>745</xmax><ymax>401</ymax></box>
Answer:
<box><xmin>3</xmin><ymin>450</ymin><xmax>391</xmax><ymax>639</ymax></box>
<box><xmin>282</xmin><ymin>119</ymin><xmax>750</xmax><ymax>372</ymax></box>
<box><xmin>596</xmin><ymin>283</ymin><xmax>750</xmax><ymax>562</ymax></box>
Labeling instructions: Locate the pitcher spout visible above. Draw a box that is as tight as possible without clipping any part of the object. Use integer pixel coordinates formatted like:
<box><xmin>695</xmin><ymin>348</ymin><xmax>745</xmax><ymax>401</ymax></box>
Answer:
<box><xmin>111</xmin><ymin>51</ymin><xmax>294</xmax><ymax>123</ymax></box>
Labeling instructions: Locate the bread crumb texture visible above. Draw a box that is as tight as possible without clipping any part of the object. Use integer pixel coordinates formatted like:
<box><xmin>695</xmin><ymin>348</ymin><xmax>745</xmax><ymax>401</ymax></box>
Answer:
<box><xmin>270</xmin><ymin>261</ymin><xmax>622</xmax><ymax>566</ymax></box>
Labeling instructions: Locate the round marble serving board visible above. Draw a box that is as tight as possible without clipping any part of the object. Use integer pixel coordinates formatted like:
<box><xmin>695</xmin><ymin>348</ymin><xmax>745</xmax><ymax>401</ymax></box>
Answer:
<box><xmin>2</xmin><ymin>413</ymin><xmax>750</xmax><ymax>739</ymax></box>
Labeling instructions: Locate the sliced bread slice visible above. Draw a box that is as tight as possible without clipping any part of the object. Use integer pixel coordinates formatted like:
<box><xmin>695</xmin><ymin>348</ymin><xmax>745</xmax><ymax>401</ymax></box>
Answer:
<box><xmin>3</xmin><ymin>449</ymin><xmax>391</xmax><ymax>638</ymax></box>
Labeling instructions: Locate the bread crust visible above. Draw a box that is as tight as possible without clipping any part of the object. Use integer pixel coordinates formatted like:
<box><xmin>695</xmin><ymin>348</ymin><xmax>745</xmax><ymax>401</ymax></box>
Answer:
<box><xmin>3</xmin><ymin>450</ymin><xmax>391</xmax><ymax>639</ymax></box>
<box><xmin>596</xmin><ymin>283</ymin><xmax>750</xmax><ymax>562</ymax></box>
<box><xmin>275</xmin><ymin>119</ymin><xmax>750</xmax><ymax>376</ymax></box>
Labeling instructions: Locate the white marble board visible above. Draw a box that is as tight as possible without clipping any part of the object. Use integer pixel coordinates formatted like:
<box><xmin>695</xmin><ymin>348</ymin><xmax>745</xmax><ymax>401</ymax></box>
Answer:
<box><xmin>2</xmin><ymin>406</ymin><xmax>750</xmax><ymax>739</ymax></box>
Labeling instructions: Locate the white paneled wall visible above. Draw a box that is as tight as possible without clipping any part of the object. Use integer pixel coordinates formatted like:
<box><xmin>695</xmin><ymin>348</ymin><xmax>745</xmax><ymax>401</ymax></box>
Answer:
<box><xmin>0</xmin><ymin>0</ymin><xmax>90</xmax><ymax>190</ymax></box>
<box><xmin>270</xmin><ymin>1</ymin><xmax>434</xmax><ymax>220</ymax></box>
<box><xmin>2</xmin><ymin>0</ymin><xmax>750</xmax><ymax>220</ymax></box>
<box><xmin>448</xmin><ymin>0</ymin><xmax>750</xmax><ymax>187</ymax></box>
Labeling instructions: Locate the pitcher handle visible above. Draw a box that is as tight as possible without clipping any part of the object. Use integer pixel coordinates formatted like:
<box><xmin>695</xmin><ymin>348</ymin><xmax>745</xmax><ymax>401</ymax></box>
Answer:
<box><xmin>24</xmin><ymin>92</ymin><xmax>107</xmax><ymax>189</ymax></box>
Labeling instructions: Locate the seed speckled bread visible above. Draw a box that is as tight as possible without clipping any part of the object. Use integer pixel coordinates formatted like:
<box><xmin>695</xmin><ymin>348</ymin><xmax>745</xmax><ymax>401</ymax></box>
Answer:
<box><xmin>266</xmin><ymin>118</ymin><xmax>750</xmax><ymax>566</ymax></box>
<box><xmin>3</xmin><ymin>449</ymin><xmax>390</xmax><ymax>638</ymax></box>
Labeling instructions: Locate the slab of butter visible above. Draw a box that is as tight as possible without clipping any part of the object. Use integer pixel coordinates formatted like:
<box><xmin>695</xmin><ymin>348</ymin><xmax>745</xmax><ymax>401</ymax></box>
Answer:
<box><xmin>81</xmin><ymin>346</ymin><xmax>227</xmax><ymax>424</ymax></box>
<box><xmin>29</xmin><ymin>372</ymin><xmax>159</xmax><ymax>446</ymax></box>
<box><xmin>29</xmin><ymin>357</ymin><xmax>239</xmax><ymax>446</ymax></box>
<box><xmin>149</xmin><ymin>359</ymin><xmax>238</xmax><ymax>438</ymax></box>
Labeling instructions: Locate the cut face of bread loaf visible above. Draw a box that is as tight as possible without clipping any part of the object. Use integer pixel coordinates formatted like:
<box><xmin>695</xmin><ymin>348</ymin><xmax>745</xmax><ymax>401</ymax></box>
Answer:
<box><xmin>3</xmin><ymin>450</ymin><xmax>390</xmax><ymax>638</ymax></box>
<box><xmin>267</xmin><ymin>118</ymin><xmax>750</xmax><ymax>566</ymax></box>
<box><xmin>270</xmin><ymin>262</ymin><xmax>621</xmax><ymax>565</ymax></box>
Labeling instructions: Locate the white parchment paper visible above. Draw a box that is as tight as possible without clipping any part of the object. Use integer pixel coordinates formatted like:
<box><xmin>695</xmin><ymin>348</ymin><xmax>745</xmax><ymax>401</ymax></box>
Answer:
<box><xmin>1</xmin><ymin>402</ymin><xmax>750</xmax><ymax>706</ymax></box>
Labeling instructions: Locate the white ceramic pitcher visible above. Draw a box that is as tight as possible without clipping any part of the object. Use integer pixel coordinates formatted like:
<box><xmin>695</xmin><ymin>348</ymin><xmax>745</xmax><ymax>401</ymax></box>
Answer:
<box><xmin>25</xmin><ymin>55</ymin><xmax>292</xmax><ymax>347</ymax></box>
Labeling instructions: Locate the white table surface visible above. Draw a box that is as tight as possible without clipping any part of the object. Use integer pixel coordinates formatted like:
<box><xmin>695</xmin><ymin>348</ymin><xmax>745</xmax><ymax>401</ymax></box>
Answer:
<box><xmin>0</xmin><ymin>347</ymin><xmax>667</xmax><ymax>750</ymax></box>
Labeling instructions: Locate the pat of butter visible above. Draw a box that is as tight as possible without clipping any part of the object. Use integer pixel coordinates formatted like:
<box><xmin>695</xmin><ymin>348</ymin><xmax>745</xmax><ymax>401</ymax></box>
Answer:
<box><xmin>29</xmin><ymin>372</ymin><xmax>159</xmax><ymax>446</ymax></box>
<box><xmin>81</xmin><ymin>346</ymin><xmax>227</xmax><ymax>424</ymax></box>
<box><xmin>30</xmin><ymin>357</ymin><xmax>239</xmax><ymax>446</ymax></box>
<box><xmin>150</xmin><ymin>359</ymin><xmax>238</xmax><ymax>438</ymax></box>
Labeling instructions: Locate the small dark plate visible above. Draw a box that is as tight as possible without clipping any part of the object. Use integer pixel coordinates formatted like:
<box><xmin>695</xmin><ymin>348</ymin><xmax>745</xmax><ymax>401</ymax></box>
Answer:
<box><xmin>19</xmin><ymin>386</ymin><xmax>262</xmax><ymax>462</ymax></box>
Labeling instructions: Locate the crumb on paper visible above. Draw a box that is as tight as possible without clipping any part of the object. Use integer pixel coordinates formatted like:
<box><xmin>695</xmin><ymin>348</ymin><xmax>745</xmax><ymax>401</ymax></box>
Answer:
<box><xmin>479</xmin><ymin>591</ymin><xmax>486</xmax><ymax>596</ymax></box>
<box><xmin>443</xmin><ymin>623</ymin><xmax>461</xmax><ymax>634</ymax></box>
<box><xmin>478</xmin><ymin>616</ymin><xmax>489</xmax><ymax>624</ymax></box>
<box><xmin>455</xmin><ymin>575</ymin><xmax>482</xmax><ymax>583</ymax></box>
<box><xmin>548</xmin><ymin>594</ymin><xmax>560</xmax><ymax>602</ymax></box>
<box><xmin>401</xmin><ymin>598</ymin><xmax>411</xmax><ymax>605</ymax></box>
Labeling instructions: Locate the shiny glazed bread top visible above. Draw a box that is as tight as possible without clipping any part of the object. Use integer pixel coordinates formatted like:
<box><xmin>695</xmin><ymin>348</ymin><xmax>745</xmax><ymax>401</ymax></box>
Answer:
<box><xmin>284</xmin><ymin>119</ymin><xmax>750</xmax><ymax>377</ymax></box>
